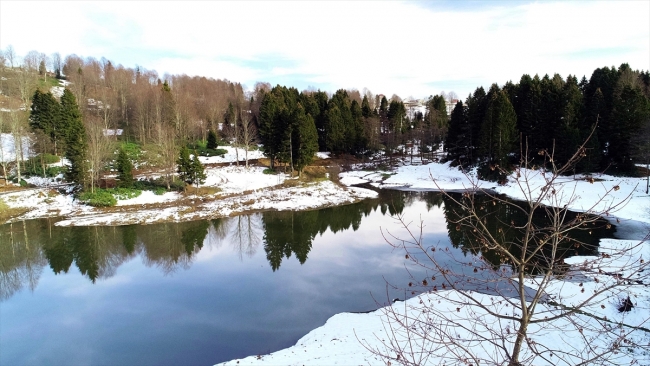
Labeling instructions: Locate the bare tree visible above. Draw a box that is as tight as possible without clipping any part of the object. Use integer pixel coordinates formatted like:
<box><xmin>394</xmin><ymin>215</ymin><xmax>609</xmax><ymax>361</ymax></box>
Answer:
<box><xmin>50</xmin><ymin>52</ymin><xmax>62</xmax><ymax>78</ymax></box>
<box><xmin>9</xmin><ymin>110</ymin><xmax>29</xmax><ymax>183</ymax></box>
<box><xmin>0</xmin><ymin>112</ymin><xmax>8</xmax><ymax>184</ymax></box>
<box><xmin>15</xmin><ymin>63</ymin><xmax>38</xmax><ymax>109</ymax></box>
<box><xmin>238</xmin><ymin>112</ymin><xmax>257</xmax><ymax>168</ymax></box>
<box><xmin>230</xmin><ymin>213</ymin><xmax>262</xmax><ymax>260</ymax></box>
<box><xmin>369</xmin><ymin>140</ymin><xmax>650</xmax><ymax>365</ymax></box>
<box><xmin>23</xmin><ymin>51</ymin><xmax>40</xmax><ymax>73</ymax></box>
<box><xmin>85</xmin><ymin>114</ymin><xmax>115</xmax><ymax>192</ymax></box>
<box><xmin>0</xmin><ymin>49</ymin><xmax>6</xmax><ymax>71</ymax></box>
<box><xmin>151</xmin><ymin>123</ymin><xmax>178</xmax><ymax>190</ymax></box>
<box><xmin>5</xmin><ymin>45</ymin><xmax>16</xmax><ymax>69</ymax></box>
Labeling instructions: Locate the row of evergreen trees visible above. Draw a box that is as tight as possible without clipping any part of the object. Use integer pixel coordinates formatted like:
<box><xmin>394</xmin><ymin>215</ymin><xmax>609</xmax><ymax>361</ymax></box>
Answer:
<box><xmin>256</xmin><ymin>85</ymin><xmax>452</xmax><ymax>171</ymax></box>
<box><xmin>30</xmin><ymin>88</ymin><xmax>87</xmax><ymax>186</ymax></box>
<box><xmin>446</xmin><ymin>63</ymin><xmax>650</xmax><ymax>178</ymax></box>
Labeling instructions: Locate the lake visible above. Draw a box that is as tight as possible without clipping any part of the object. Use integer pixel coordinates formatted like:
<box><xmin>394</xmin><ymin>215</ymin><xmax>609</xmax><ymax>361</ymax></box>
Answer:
<box><xmin>0</xmin><ymin>190</ymin><xmax>615</xmax><ymax>365</ymax></box>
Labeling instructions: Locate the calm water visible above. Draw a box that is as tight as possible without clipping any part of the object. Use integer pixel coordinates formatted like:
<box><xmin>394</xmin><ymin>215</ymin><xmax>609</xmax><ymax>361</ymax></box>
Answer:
<box><xmin>0</xmin><ymin>191</ymin><xmax>615</xmax><ymax>366</ymax></box>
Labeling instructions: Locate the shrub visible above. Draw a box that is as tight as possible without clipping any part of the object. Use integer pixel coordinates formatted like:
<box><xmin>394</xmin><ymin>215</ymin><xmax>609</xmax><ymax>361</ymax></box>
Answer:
<box><xmin>78</xmin><ymin>190</ymin><xmax>117</xmax><ymax>207</ymax></box>
<box><xmin>153</xmin><ymin>187</ymin><xmax>166</xmax><ymax>195</ymax></box>
<box><xmin>263</xmin><ymin>168</ymin><xmax>277</xmax><ymax>175</ymax></box>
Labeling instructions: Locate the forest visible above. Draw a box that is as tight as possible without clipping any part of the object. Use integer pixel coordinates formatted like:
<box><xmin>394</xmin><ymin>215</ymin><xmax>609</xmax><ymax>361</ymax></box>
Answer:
<box><xmin>1</xmin><ymin>46</ymin><xmax>649</xmax><ymax>193</ymax></box>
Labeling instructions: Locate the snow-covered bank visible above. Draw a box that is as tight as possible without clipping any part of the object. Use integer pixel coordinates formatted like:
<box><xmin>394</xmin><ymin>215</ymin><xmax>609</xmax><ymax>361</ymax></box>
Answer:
<box><xmin>1</xmin><ymin>163</ymin><xmax>376</xmax><ymax>226</ymax></box>
<box><xmin>219</xmin><ymin>161</ymin><xmax>650</xmax><ymax>365</ymax></box>
<box><xmin>342</xmin><ymin>161</ymin><xmax>650</xmax><ymax>228</ymax></box>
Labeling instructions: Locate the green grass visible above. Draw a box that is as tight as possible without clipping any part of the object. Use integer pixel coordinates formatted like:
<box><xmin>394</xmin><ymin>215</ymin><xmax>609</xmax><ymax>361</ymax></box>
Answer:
<box><xmin>78</xmin><ymin>187</ymin><xmax>142</xmax><ymax>207</ymax></box>
<box><xmin>38</xmin><ymin>76</ymin><xmax>62</xmax><ymax>89</ymax></box>
<box><xmin>118</xmin><ymin>142</ymin><xmax>143</xmax><ymax>161</ymax></box>
<box><xmin>78</xmin><ymin>190</ymin><xmax>117</xmax><ymax>207</ymax></box>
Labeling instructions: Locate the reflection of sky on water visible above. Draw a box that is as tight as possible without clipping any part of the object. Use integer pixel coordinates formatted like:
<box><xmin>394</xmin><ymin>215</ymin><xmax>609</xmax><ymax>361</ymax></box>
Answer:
<box><xmin>0</xmin><ymin>196</ymin><xmax>452</xmax><ymax>366</ymax></box>
<box><xmin>1</xmin><ymin>192</ymin><xmax>612</xmax><ymax>365</ymax></box>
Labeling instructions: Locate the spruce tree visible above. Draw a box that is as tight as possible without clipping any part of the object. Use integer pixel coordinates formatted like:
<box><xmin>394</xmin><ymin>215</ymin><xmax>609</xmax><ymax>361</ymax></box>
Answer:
<box><xmin>207</xmin><ymin>129</ymin><xmax>218</xmax><ymax>150</ymax></box>
<box><xmin>177</xmin><ymin>146</ymin><xmax>192</xmax><ymax>185</ymax></box>
<box><xmin>60</xmin><ymin>89</ymin><xmax>88</xmax><ymax>188</ymax></box>
<box><xmin>116</xmin><ymin>147</ymin><xmax>134</xmax><ymax>188</ymax></box>
<box><xmin>30</xmin><ymin>90</ymin><xmax>63</xmax><ymax>155</ymax></box>
<box><xmin>292</xmin><ymin>105</ymin><xmax>318</xmax><ymax>175</ymax></box>
<box><xmin>479</xmin><ymin>89</ymin><xmax>517</xmax><ymax>181</ymax></box>
<box><xmin>190</xmin><ymin>152</ymin><xmax>206</xmax><ymax>187</ymax></box>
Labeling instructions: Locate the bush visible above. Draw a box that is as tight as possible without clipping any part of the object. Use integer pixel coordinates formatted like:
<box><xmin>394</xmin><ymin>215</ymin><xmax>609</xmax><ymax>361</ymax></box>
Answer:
<box><xmin>263</xmin><ymin>168</ymin><xmax>277</xmax><ymax>175</ymax></box>
<box><xmin>153</xmin><ymin>187</ymin><xmax>166</xmax><ymax>195</ymax></box>
<box><xmin>78</xmin><ymin>190</ymin><xmax>117</xmax><ymax>207</ymax></box>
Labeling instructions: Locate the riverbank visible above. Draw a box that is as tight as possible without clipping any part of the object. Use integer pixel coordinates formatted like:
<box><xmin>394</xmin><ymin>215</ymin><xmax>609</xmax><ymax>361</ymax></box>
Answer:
<box><xmin>217</xmin><ymin>160</ymin><xmax>650</xmax><ymax>365</ymax></box>
<box><xmin>0</xmin><ymin>148</ymin><xmax>377</xmax><ymax>226</ymax></box>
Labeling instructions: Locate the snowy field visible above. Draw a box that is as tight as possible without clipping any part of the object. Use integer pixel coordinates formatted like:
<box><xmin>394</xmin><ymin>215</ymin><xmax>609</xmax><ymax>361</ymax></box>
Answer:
<box><xmin>218</xmin><ymin>161</ymin><xmax>650</xmax><ymax>365</ymax></box>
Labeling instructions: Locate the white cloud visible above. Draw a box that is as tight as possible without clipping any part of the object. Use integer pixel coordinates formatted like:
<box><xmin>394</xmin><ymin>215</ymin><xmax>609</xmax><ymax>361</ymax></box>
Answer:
<box><xmin>1</xmin><ymin>1</ymin><xmax>648</xmax><ymax>98</ymax></box>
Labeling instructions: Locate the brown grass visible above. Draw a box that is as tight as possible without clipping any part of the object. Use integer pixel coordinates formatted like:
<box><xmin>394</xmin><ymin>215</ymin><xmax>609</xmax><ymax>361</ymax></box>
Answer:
<box><xmin>0</xmin><ymin>199</ymin><xmax>28</xmax><ymax>224</ymax></box>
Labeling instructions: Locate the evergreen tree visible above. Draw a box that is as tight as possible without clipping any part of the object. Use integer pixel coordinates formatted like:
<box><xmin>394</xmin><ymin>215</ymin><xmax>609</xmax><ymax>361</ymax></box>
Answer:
<box><xmin>292</xmin><ymin>104</ymin><xmax>318</xmax><ymax>175</ymax></box>
<box><xmin>361</xmin><ymin>95</ymin><xmax>372</xmax><ymax>118</ymax></box>
<box><xmin>176</xmin><ymin>146</ymin><xmax>192</xmax><ymax>184</ymax></box>
<box><xmin>60</xmin><ymin>89</ymin><xmax>88</xmax><ymax>187</ymax></box>
<box><xmin>258</xmin><ymin>90</ymin><xmax>282</xmax><ymax>168</ymax></box>
<box><xmin>445</xmin><ymin>101</ymin><xmax>467</xmax><ymax>165</ymax></box>
<box><xmin>466</xmin><ymin>87</ymin><xmax>488</xmax><ymax>164</ymax></box>
<box><xmin>207</xmin><ymin>129</ymin><xmax>218</xmax><ymax>150</ymax></box>
<box><xmin>312</xmin><ymin>90</ymin><xmax>329</xmax><ymax>151</ymax></box>
<box><xmin>325</xmin><ymin>105</ymin><xmax>345</xmax><ymax>153</ymax></box>
<box><xmin>349</xmin><ymin>99</ymin><xmax>366</xmax><ymax>153</ymax></box>
<box><xmin>190</xmin><ymin>152</ymin><xmax>206</xmax><ymax>187</ymax></box>
<box><xmin>30</xmin><ymin>89</ymin><xmax>63</xmax><ymax>155</ymax></box>
<box><xmin>479</xmin><ymin>89</ymin><xmax>517</xmax><ymax>181</ymax></box>
<box><xmin>116</xmin><ymin>147</ymin><xmax>134</xmax><ymax>188</ymax></box>
<box><xmin>608</xmin><ymin>85</ymin><xmax>650</xmax><ymax>174</ymax></box>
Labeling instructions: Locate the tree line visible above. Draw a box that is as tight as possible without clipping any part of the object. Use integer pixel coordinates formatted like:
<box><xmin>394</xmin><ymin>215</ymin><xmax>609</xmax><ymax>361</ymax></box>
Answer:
<box><xmin>445</xmin><ymin>63</ymin><xmax>650</xmax><ymax>179</ymax></box>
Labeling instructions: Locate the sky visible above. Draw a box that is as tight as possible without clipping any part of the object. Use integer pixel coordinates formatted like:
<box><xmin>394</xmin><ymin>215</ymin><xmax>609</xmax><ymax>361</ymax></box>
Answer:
<box><xmin>1</xmin><ymin>0</ymin><xmax>649</xmax><ymax>100</ymax></box>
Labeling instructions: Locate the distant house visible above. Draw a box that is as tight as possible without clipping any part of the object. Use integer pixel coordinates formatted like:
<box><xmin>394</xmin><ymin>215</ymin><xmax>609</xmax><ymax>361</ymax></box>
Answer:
<box><xmin>445</xmin><ymin>98</ymin><xmax>460</xmax><ymax>116</ymax></box>
<box><xmin>103</xmin><ymin>129</ymin><xmax>123</xmax><ymax>137</ymax></box>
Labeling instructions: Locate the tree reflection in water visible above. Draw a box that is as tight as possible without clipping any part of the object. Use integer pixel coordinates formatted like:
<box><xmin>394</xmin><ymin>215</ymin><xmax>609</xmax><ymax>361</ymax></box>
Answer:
<box><xmin>0</xmin><ymin>189</ymin><xmax>615</xmax><ymax>301</ymax></box>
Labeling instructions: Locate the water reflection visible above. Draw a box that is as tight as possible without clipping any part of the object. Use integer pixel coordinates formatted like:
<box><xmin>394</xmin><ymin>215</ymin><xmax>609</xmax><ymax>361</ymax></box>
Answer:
<box><xmin>0</xmin><ymin>190</ymin><xmax>614</xmax><ymax>301</ymax></box>
<box><xmin>0</xmin><ymin>190</ymin><xmax>620</xmax><ymax>366</ymax></box>
<box><xmin>442</xmin><ymin>194</ymin><xmax>612</xmax><ymax>274</ymax></box>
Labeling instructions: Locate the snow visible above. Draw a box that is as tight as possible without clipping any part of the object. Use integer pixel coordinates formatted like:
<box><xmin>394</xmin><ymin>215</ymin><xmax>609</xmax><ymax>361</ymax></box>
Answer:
<box><xmin>198</xmin><ymin>146</ymin><xmax>265</xmax><ymax>165</ymax></box>
<box><xmin>2</xmin><ymin>161</ymin><xmax>376</xmax><ymax>227</ymax></box>
<box><xmin>0</xmin><ymin>133</ymin><xmax>33</xmax><ymax>163</ymax></box>
<box><xmin>218</xmin><ymin>161</ymin><xmax>650</xmax><ymax>365</ymax></box>
<box><xmin>1</xmin><ymin>147</ymin><xmax>649</xmax><ymax>364</ymax></box>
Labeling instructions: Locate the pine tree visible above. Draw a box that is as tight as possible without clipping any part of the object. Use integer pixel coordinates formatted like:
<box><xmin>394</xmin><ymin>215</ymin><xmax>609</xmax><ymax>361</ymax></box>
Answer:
<box><xmin>176</xmin><ymin>146</ymin><xmax>192</xmax><ymax>185</ymax></box>
<box><xmin>60</xmin><ymin>89</ymin><xmax>88</xmax><ymax>188</ymax></box>
<box><xmin>479</xmin><ymin>89</ymin><xmax>517</xmax><ymax>181</ymax></box>
<box><xmin>190</xmin><ymin>152</ymin><xmax>206</xmax><ymax>187</ymax></box>
<box><xmin>292</xmin><ymin>105</ymin><xmax>318</xmax><ymax>175</ymax></box>
<box><xmin>445</xmin><ymin>101</ymin><xmax>467</xmax><ymax>165</ymax></box>
<box><xmin>30</xmin><ymin>89</ymin><xmax>63</xmax><ymax>155</ymax></box>
<box><xmin>207</xmin><ymin>129</ymin><xmax>218</xmax><ymax>150</ymax></box>
<box><xmin>116</xmin><ymin>147</ymin><xmax>134</xmax><ymax>188</ymax></box>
